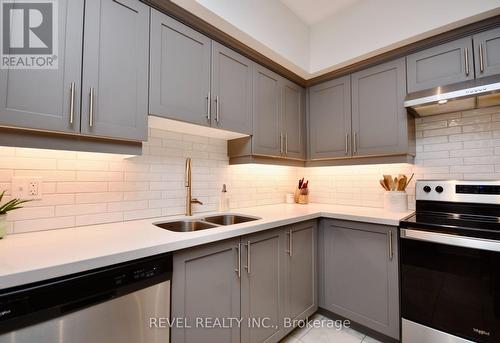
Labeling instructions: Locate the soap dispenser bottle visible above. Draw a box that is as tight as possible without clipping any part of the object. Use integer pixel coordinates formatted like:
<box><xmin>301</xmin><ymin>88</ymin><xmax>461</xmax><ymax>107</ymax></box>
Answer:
<box><xmin>219</xmin><ymin>184</ymin><xmax>230</xmax><ymax>211</ymax></box>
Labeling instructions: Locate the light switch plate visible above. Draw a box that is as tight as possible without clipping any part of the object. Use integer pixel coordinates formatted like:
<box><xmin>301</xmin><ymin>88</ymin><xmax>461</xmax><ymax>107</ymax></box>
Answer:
<box><xmin>11</xmin><ymin>176</ymin><xmax>43</xmax><ymax>200</ymax></box>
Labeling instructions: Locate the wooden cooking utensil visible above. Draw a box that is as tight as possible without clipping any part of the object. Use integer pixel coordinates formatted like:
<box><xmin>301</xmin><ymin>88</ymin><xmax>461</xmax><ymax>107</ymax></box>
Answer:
<box><xmin>380</xmin><ymin>179</ymin><xmax>389</xmax><ymax>191</ymax></box>
<box><xmin>383</xmin><ymin>175</ymin><xmax>393</xmax><ymax>191</ymax></box>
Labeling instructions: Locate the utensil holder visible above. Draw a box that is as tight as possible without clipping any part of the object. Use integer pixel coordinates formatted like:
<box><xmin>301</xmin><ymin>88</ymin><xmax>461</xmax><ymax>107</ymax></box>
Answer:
<box><xmin>383</xmin><ymin>191</ymin><xmax>408</xmax><ymax>212</ymax></box>
<box><xmin>298</xmin><ymin>194</ymin><xmax>309</xmax><ymax>204</ymax></box>
<box><xmin>294</xmin><ymin>188</ymin><xmax>300</xmax><ymax>203</ymax></box>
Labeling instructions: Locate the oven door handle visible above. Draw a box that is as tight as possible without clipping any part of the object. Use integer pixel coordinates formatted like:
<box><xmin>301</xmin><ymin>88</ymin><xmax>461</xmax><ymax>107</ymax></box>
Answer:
<box><xmin>401</xmin><ymin>228</ymin><xmax>500</xmax><ymax>252</ymax></box>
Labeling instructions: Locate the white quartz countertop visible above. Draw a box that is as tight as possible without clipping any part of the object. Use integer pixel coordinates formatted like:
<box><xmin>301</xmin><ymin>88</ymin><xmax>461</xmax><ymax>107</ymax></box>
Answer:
<box><xmin>0</xmin><ymin>203</ymin><xmax>412</xmax><ymax>289</ymax></box>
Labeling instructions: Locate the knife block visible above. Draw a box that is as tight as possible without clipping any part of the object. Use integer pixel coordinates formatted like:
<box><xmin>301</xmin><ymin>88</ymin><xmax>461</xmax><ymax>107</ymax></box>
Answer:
<box><xmin>294</xmin><ymin>188</ymin><xmax>309</xmax><ymax>204</ymax></box>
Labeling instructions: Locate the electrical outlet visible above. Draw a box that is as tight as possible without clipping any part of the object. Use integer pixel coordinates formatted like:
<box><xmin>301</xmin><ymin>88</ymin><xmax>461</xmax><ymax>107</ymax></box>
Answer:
<box><xmin>12</xmin><ymin>176</ymin><xmax>43</xmax><ymax>200</ymax></box>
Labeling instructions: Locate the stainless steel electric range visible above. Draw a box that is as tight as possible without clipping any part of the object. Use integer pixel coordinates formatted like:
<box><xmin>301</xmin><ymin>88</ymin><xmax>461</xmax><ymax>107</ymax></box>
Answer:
<box><xmin>399</xmin><ymin>180</ymin><xmax>500</xmax><ymax>343</ymax></box>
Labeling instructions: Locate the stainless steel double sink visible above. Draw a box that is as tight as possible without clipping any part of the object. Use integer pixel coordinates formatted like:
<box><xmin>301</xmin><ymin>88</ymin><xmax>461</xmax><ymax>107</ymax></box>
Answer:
<box><xmin>153</xmin><ymin>214</ymin><xmax>260</xmax><ymax>232</ymax></box>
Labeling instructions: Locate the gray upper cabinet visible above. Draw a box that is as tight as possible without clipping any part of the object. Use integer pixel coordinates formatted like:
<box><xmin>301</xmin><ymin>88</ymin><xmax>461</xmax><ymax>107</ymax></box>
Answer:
<box><xmin>241</xmin><ymin>228</ymin><xmax>286</xmax><ymax>343</ymax></box>
<box><xmin>281</xmin><ymin>79</ymin><xmax>306</xmax><ymax>160</ymax></box>
<box><xmin>407</xmin><ymin>37</ymin><xmax>474</xmax><ymax>93</ymax></box>
<box><xmin>352</xmin><ymin>58</ymin><xmax>412</xmax><ymax>157</ymax></box>
<box><xmin>284</xmin><ymin>221</ymin><xmax>317</xmax><ymax>331</ymax></box>
<box><xmin>309</xmin><ymin>76</ymin><xmax>351</xmax><ymax>160</ymax></box>
<box><xmin>172</xmin><ymin>239</ymin><xmax>241</xmax><ymax>343</ymax></box>
<box><xmin>0</xmin><ymin>0</ymin><xmax>84</xmax><ymax>134</ymax></box>
<box><xmin>319</xmin><ymin>219</ymin><xmax>399</xmax><ymax>339</ymax></box>
<box><xmin>252</xmin><ymin>65</ymin><xmax>282</xmax><ymax>157</ymax></box>
<box><xmin>211</xmin><ymin>42</ymin><xmax>253</xmax><ymax>134</ymax></box>
<box><xmin>474</xmin><ymin>27</ymin><xmax>500</xmax><ymax>79</ymax></box>
<box><xmin>81</xmin><ymin>0</ymin><xmax>149</xmax><ymax>141</ymax></box>
<box><xmin>149</xmin><ymin>9</ymin><xmax>211</xmax><ymax>126</ymax></box>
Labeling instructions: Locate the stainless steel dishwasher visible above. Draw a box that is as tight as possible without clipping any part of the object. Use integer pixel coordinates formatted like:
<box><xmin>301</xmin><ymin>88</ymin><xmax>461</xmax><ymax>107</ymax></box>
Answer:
<box><xmin>0</xmin><ymin>253</ymin><xmax>172</xmax><ymax>343</ymax></box>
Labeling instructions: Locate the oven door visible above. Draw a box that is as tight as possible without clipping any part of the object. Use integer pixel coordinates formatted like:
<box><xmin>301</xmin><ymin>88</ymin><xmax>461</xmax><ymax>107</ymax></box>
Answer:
<box><xmin>400</xmin><ymin>228</ymin><xmax>500</xmax><ymax>343</ymax></box>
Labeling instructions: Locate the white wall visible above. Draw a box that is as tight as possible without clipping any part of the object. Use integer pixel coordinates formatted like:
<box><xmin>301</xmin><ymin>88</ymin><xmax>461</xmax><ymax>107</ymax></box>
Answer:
<box><xmin>309</xmin><ymin>0</ymin><xmax>500</xmax><ymax>75</ymax></box>
<box><xmin>173</xmin><ymin>0</ymin><xmax>310</xmax><ymax>75</ymax></box>
<box><xmin>0</xmin><ymin>129</ymin><xmax>298</xmax><ymax>234</ymax></box>
<box><xmin>174</xmin><ymin>0</ymin><xmax>500</xmax><ymax>77</ymax></box>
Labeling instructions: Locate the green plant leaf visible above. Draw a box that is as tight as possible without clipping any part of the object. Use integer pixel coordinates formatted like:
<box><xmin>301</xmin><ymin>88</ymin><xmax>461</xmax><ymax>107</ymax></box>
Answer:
<box><xmin>0</xmin><ymin>190</ymin><xmax>5</xmax><ymax>203</ymax></box>
<box><xmin>0</xmin><ymin>197</ymin><xmax>31</xmax><ymax>214</ymax></box>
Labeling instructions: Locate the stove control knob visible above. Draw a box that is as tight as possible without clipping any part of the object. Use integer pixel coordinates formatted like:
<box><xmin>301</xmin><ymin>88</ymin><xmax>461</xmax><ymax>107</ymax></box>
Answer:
<box><xmin>435</xmin><ymin>186</ymin><xmax>444</xmax><ymax>193</ymax></box>
<box><xmin>423</xmin><ymin>186</ymin><xmax>431</xmax><ymax>193</ymax></box>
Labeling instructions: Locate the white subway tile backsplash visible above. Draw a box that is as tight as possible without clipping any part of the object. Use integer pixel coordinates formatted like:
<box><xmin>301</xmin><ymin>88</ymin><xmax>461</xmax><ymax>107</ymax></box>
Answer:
<box><xmin>2</xmin><ymin>106</ymin><xmax>500</xmax><ymax>233</ymax></box>
<box><xmin>423</xmin><ymin>126</ymin><xmax>461</xmax><ymax>137</ymax></box>
<box><xmin>75</xmin><ymin>212</ymin><xmax>123</xmax><ymax>227</ymax></box>
<box><xmin>57</xmin><ymin>182</ymin><xmax>108</xmax><ymax>193</ymax></box>
<box><xmin>14</xmin><ymin>216</ymin><xmax>75</xmax><ymax>233</ymax></box>
<box><xmin>55</xmin><ymin>203</ymin><xmax>107</xmax><ymax>217</ymax></box>
<box><xmin>303</xmin><ymin>106</ymin><xmax>500</xmax><ymax>211</ymax></box>
<box><xmin>450</xmin><ymin>148</ymin><xmax>494</xmax><ymax>157</ymax></box>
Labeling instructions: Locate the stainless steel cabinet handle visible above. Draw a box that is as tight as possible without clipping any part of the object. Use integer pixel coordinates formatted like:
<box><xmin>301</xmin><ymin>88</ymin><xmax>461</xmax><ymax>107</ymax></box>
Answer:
<box><xmin>69</xmin><ymin>82</ymin><xmax>75</xmax><ymax>125</ymax></box>
<box><xmin>353</xmin><ymin>131</ymin><xmax>357</xmax><ymax>154</ymax></box>
<box><xmin>244</xmin><ymin>241</ymin><xmax>251</xmax><ymax>274</ymax></box>
<box><xmin>479</xmin><ymin>43</ymin><xmax>484</xmax><ymax>73</ymax></box>
<box><xmin>287</xmin><ymin>229</ymin><xmax>293</xmax><ymax>256</ymax></box>
<box><xmin>235</xmin><ymin>243</ymin><xmax>241</xmax><ymax>278</ymax></box>
<box><xmin>280</xmin><ymin>133</ymin><xmax>283</xmax><ymax>154</ymax></box>
<box><xmin>215</xmin><ymin>96</ymin><xmax>220</xmax><ymax>123</ymax></box>
<box><xmin>464</xmin><ymin>48</ymin><xmax>469</xmax><ymax>76</ymax></box>
<box><xmin>89</xmin><ymin>87</ymin><xmax>94</xmax><ymax>127</ymax></box>
<box><xmin>388</xmin><ymin>230</ymin><xmax>393</xmax><ymax>260</ymax></box>
<box><xmin>206</xmin><ymin>92</ymin><xmax>211</xmax><ymax>121</ymax></box>
<box><xmin>345</xmin><ymin>133</ymin><xmax>349</xmax><ymax>155</ymax></box>
<box><xmin>285</xmin><ymin>134</ymin><xmax>288</xmax><ymax>155</ymax></box>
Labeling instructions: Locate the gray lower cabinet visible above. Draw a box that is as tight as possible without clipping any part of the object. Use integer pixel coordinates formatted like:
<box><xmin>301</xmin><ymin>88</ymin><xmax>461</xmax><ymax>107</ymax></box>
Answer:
<box><xmin>319</xmin><ymin>219</ymin><xmax>399</xmax><ymax>339</ymax></box>
<box><xmin>149</xmin><ymin>9</ymin><xmax>211</xmax><ymax>126</ymax></box>
<box><xmin>171</xmin><ymin>238</ymin><xmax>241</xmax><ymax>343</ymax></box>
<box><xmin>406</xmin><ymin>37</ymin><xmax>474</xmax><ymax>93</ymax></box>
<box><xmin>0</xmin><ymin>0</ymin><xmax>84</xmax><ymax>134</ymax></box>
<box><xmin>474</xmin><ymin>27</ymin><xmax>500</xmax><ymax>79</ymax></box>
<box><xmin>284</xmin><ymin>221</ymin><xmax>317</xmax><ymax>333</ymax></box>
<box><xmin>352</xmin><ymin>58</ymin><xmax>414</xmax><ymax>157</ymax></box>
<box><xmin>241</xmin><ymin>228</ymin><xmax>286</xmax><ymax>343</ymax></box>
<box><xmin>211</xmin><ymin>42</ymin><xmax>253</xmax><ymax>134</ymax></box>
<box><xmin>81</xmin><ymin>0</ymin><xmax>149</xmax><ymax>141</ymax></box>
<box><xmin>252</xmin><ymin>65</ymin><xmax>282</xmax><ymax>157</ymax></box>
<box><xmin>308</xmin><ymin>76</ymin><xmax>351</xmax><ymax>160</ymax></box>
<box><xmin>171</xmin><ymin>222</ymin><xmax>317</xmax><ymax>343</ymax></box>
<box><xmin>281</xmin><ymin>80</ymin><xmax>306</xmax><ymax>160</ymax></box>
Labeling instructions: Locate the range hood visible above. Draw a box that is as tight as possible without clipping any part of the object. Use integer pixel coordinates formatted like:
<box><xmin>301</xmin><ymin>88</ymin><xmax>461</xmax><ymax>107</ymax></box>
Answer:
<box><xmin>404</xmin><ymin>74</ymin><xmax>500</xmax><ymax>116</ymax></box>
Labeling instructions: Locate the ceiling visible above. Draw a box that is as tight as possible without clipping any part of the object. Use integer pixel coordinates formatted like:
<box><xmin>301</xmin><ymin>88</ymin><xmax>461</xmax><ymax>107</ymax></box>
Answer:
<box><xmin>279</xmin><ymin>0</ymin><xmax>360</xmax><ymax>25</ymax></box>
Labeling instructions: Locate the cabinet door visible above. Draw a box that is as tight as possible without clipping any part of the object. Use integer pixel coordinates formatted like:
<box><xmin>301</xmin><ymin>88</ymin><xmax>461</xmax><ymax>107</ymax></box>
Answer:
<box><xmin>407</xmin><ymin>37</ymin><xmax>474</xmax><ymax>92</ymax></box>
<box><xmin>319</xmin><ymin>220</ymin><xmax>399</xmax><ymax>339</ymax></box>
<box><xmin>309</xmin><ymin>76</ymin><xmax>351</xmax><ymax>160</ymax></box>
<box><xmin>241</xmin><ymin>228</ymin><xmax>286</xmax><ymax>343</ymax></box>
<box><xmin>474</xmin><ymin>27</ymin><xmax>500</xmax><ymax>79</ymax></box>
<box><xmin>150</xmin><ymin>10</ymin><xmax>211</xmax><ymax>126</ymax></box>
<box><xmin>284</xmin><ymin>221</ymin><xmax>317</xmax><ymax>331</ymax></box>
<box><xmin>281</xmin><ymin>80</ymin><xmax>306</xmax><ymax>160</ymax></box>
<box><xmin>172</xmin><ymin>239</ymin><xmax>241</xmax><ymax>343</ymax></box>
<box><xmin>0</xmin><ymin>0</ymin><xmax>83</xmax><ymax>134</ymax></box>
<box><xmin>211</xmin><ymin>42</ymin><xmax>253</xmax><ymax>134</ymax></box>
<box><xmin>252</xmin><ymin>65</ymin><xmax>282</xmax><ymax>157</ymax></box>
<box><xmin>81</xmin><ymin>0</ymin><xmax>148</xmax><ymax>141</ymax></box>
<box><xmin>352</xmin><ymin>58</ymin><xmax>410</xmax><ymax>157</ymax></box>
